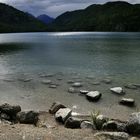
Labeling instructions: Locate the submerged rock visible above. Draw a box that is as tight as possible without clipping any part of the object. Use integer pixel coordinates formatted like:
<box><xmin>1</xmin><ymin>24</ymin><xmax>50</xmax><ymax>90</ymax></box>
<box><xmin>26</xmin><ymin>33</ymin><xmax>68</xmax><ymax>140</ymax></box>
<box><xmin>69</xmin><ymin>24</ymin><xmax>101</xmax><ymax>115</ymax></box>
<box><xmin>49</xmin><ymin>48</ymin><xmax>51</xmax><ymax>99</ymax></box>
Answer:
<box><xmin>126</xmin><ymin>112</ymin><xmax>140</xmax><ymax>134</ymax></box>
<box><xmin>49</xmin><ymin>102</ymin><xmax>66</xmax><ymax>114</ymax></box>
<box><xmin>102</xmin><ymin>79</ymin><xmax>112</xmax><ymax>84</ymax></box>
<box><xmin>68</xmin><ymin>87</ymin><xmax>77</xmax><ymax>93</ymax></box>
<box><xmin>67</xmin><ymin>80</ymin><xmax>75</xmax><ymax>84</ymax></box>
<box><xmin>133</xmin><ymin>84</ymin><xmax>140</xmax><ymax>88</ymax></box>
<box><xmin>17</xmin><ymin>111</ymin><xmax>39</xmax><ymax>125</ymax></box>
<box><xmin>125</xmin><ymin>84</ymin><xmax>137</xmax><ymax>90</ymax></box>
<box><xmin>110</xmin><ymin>87</ymin><xmax>124</xmax><ymax>95</ymax></box>
<box><xmin>55</xmin><ymin>108</ymin><xmax>72</xmax><ymax>123</ymax></box>
<box><xmin>72</xmin><ymin>82</ymin><xmax>83</xmax><ymax>88</ymax></box>
<box><xmin>120</xmin><ymin>98</ymin><xmax>135</xmax><ymax>106</ymax></box>
<box><xmin>91</xmin><ymin>82</ymin><xmax>100</xmax><ymax>85</ymax></box>
<box><xmin>94</xmin><ymin>132</ymin><xmax>129</xmax><ymax>140</ymax></box>
<box><xmin>41</xmin><ymin>79</ymin><xmax>52</xmax><ymax>85</ymax></box>
<box><xmin>86</xmin><ymin>91</ymin><xmax>102</xmax><ymax>102</ymax></box>
<box><xmin>18</xmin><ymin>78</ymin><xmax>32</xmax><ymax>82</ymax></box>
<box><xmin>49</xmin><ymin>84</ymin><xmax>57</xmax><ymax>88</ymax></box>
<box><xmin>79</xmin><ymin>90</ymin><xmax>89</xmax><ymax>95</ymax></box>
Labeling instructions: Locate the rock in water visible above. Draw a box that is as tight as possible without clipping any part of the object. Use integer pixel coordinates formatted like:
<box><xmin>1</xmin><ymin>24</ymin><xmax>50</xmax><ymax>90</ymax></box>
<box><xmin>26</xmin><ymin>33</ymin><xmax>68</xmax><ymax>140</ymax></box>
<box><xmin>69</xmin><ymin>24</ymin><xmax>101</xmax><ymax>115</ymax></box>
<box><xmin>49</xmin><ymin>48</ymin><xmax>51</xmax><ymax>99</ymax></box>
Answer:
<box><xmin>55</xmin><ymin>108</ymin><xmax>72</xmax><ymax>123</ymax></box>
<box><xmin>0</xmin><ymin>103</ymin><xmax>21</xmax><ymax>116</ymax></box>
<box><xmin>68</xmin><ymin>87</ymin><xmax>76</xmax><ymax>93</ymax></box>
<box><xmin>94</xmin><ymin>132</ymin><xmax>129</xmax><ymax>140</ymax></box>
<box><xmin>49</xmin><ymin>102</ymin><xmax>66</xmax><ymax>114</ymax></box>
<box><xmin>64</xmin><ymin>117</ymin><xmax>81</xmax><ymax>128</ymax></box>
<box><xmin>79</xmin><ymin>90</ymin><xmax>89</xmax><ymax>95</ymax></box>
<box><xmin>86</xmin><ymin>91</ymin><xmax>102</xmax><ymax>101</ymax></box>
<box><xmin>125</xmin><ymin>84</ymin><xmax>137</xmax><ymax>90</ymax></box>
<box><xmin>102</xmin><ymin>79</ymin><xmax>112</xmax><ymax>84</ymax></box>
<box><xmin>17</xmin><ymin>111</ymin><xmax>39</xmax><ymax>125</ymax></box>
<box><xmin>120</xmin><ymin>98</ymin><xmax>135</xmax><ymax>106</ymax></box>
<box><xmin>41</xmin><ymin>79</ymin><xmax>52</xmax><ymax>85</ymax></box>
<box><xmin>126</xmin><ymin>112</ymin><xmax>140</xmax><ymax>134</ymax></box>
<box><xmin>49</xmin><ymin>84</ymin><xmax>57</xmax><ymax>88</ymax></box>
<box><xmin>72</xmin><ymin>82</ymin><xmax>82</xmax><ymax>88</ymax></box>
<box><xmin>110</xmin><ymin>87</ymin><xmax>124</xmax><ymax>95</ymax></box>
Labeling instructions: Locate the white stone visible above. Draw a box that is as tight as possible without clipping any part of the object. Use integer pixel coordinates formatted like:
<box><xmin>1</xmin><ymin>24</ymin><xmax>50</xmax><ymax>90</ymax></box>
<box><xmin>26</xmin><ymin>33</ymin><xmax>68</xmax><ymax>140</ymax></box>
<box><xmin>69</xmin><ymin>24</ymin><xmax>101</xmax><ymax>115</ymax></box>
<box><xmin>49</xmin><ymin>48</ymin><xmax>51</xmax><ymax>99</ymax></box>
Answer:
<box><xmin>72</xmin><ymin>82</ymin><xmax>82</xmax><ymax>87</ymax></box>
<box><xmin>110</xmin><ymin>87</ymin><xmax>124</xmax><ymax>95</ymax></box>
<box><xmin>80</xmin><ymin>90</ymin><xmax>89</xmax><ymax>94</ymax></box>
<box><xmin>86</xmin><ymin>91</ymin><xmax>101</xmax><ymax>101</ymax></box>
<box><xmin>55</xmin><ymin>108</ymin><xmax>72</xmax><ymax>123</ymax></box>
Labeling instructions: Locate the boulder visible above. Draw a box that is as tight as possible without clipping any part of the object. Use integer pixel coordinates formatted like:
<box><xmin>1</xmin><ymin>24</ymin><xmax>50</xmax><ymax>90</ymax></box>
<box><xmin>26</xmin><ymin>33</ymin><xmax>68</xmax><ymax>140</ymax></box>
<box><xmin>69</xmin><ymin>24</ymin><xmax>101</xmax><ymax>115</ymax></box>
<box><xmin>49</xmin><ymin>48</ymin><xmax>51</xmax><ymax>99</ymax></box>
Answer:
<box><xmin>0</xmin><ymin>103</ymin><xmax>21</xmax><ymax>116</ymax></box>
<box><xmin>102</xmin><ymin>120</ymin><xmax>118</xmax><ymax>131</ymax></box>
<box><xmin>110</xmin><ymin>87</ymin><xmax>124</xmax><ymax>95</ymax></box>
<box><xmin>94</xmin><ymin>132</ymin><xmax>129</xmax><ymax>140</ymax></box>
<box><xmin>55</xmin><ymin>108</ymin><xmax>72</xmax><ymax>123</ymax></box>
<box><xmin>119</xmin><ymin>98</ymin><xmax>135</xmax><ymax>106</ymax></box>
<box><xmin>126</xmin><ymin>112</ymin><xmax>140</xmax><ymax>134</ymax></box>
<box><xmin>64</xmin><ymin>117</ymin><xmax>81</xmax><ymax>128</ymax></box>
<box><xmin>49</xmin><ymin>102</ymin><xmax>66</xmax><ymax>114</ymax></box>
<box><xmin>95</xmin><ymin>115</ymin><xmax>109</xmax><ymax>130</ymax></box>
<box><xmin>72</xmin><ymin>82</ymin><xmax>83</xmax><ymax>88</ymax></box>
<box><xmin>117</xmin><ymin>121</ymin><xmax>127</xmax><ymax>132</ymax></box>
<box><xmin>86</xmin><ymin>91</ymin><xmax>102</xmax><ymax>102</ymax></box>
<box><xmin>0</xmin><ymin>113</ymin><xmax>11</xmax><ymax>121</ymax></box>
<box><xmin>79</xmin><ymin>90</ymin><xmax>89</xmax><ymax>95</ymax></box>
<box><xmin>80</xmin><ymin>121</ymin><xmax>95</xmax><ymax>129</ymax></box>
<box><xmin>17</xmin><ymin>111</ymin><xmax>39</xmax><ymax>125</ymax></box>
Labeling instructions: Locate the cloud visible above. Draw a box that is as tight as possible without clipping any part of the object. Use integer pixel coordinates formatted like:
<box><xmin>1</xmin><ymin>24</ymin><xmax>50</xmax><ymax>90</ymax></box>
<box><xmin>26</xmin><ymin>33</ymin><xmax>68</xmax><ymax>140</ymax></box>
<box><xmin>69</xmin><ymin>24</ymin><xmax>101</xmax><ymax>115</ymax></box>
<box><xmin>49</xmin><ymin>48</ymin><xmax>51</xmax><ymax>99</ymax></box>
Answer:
<box><xmin>0</xmin><ymin>0</ymin><xmax>139</xmax><ymax>17</ymax></box>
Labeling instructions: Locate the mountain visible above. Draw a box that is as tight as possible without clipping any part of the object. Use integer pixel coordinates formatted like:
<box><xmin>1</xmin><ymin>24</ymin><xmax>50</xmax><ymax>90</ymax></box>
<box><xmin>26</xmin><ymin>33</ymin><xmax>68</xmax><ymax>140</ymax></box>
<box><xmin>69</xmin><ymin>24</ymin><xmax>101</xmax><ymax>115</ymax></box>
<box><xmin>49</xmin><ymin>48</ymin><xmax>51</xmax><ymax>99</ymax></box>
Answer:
<box><xmin>49</xmin><ymin>1</ymin><xmax>140</xmax><ymax>32</ymax></box>
<box><xmin>37</xmin><ymin>14</ymin><xmax>54</xmax><ymax>24</ymax></box>
<box><xmin>0</xmin><ymin>3</ymin><xmax>47</xmax><ymax>33</ymax></box>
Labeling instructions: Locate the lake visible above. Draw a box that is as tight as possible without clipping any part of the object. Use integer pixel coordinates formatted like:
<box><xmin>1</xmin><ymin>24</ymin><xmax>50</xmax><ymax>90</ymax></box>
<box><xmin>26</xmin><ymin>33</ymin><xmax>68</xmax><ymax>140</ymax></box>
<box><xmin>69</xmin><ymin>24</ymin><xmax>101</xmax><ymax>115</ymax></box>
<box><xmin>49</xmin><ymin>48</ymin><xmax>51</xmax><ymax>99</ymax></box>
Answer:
<box><xmin>0</xmin><ymin>32</ymin><xmax>140</xmax><ymax>120</ymax></box>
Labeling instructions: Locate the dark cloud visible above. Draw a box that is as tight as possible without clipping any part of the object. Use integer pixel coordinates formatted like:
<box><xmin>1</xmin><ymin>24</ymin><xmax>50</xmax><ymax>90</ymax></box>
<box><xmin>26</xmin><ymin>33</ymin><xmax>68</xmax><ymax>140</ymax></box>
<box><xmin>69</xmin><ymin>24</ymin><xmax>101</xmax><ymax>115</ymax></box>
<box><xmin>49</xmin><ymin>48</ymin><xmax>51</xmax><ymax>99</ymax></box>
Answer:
<box><xmin>0</xmin><ymin>0</ymin><xmax>139</xmax><ymax>17</ymax></box>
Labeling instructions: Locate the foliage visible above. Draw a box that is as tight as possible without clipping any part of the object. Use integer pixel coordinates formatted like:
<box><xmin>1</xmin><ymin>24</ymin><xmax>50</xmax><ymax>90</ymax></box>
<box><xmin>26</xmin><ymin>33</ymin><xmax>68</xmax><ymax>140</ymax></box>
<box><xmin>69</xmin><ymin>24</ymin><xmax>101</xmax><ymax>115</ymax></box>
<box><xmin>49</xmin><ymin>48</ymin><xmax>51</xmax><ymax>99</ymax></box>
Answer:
<box><xmin>91</xmin><ymin>110</ymin><xmax>101</xmax><ymax>128</ymax></box>
<box><xmin>49</xmin><ymin>1</ymin><xmax>140</xmax><ymax>32</ymax></box>
<box><xmin>0</xmin><ymin>3</ymin><xmax>48</xmax><ymax>33</ymax></box>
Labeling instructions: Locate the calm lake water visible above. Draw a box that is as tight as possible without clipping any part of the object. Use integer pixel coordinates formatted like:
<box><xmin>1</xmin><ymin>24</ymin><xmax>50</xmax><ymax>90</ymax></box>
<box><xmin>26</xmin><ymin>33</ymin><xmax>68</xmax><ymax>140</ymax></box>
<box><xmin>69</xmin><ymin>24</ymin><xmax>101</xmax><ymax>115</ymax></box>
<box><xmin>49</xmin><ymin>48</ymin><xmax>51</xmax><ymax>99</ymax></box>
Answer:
<box><xmin>0</xmin><ymin>32</ymin><xmax>140</xmax><ymax>120</ymax></box>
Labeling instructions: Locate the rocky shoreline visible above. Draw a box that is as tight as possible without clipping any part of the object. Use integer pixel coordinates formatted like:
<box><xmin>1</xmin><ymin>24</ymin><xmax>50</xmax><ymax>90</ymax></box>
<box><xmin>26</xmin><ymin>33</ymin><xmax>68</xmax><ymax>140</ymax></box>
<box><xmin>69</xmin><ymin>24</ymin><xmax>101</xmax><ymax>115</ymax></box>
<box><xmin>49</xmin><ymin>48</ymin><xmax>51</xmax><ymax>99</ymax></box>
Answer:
<box><xmin>0</xmin><ymin>102</ymin><xmax>140</xmax><ymax>140</ymax></box>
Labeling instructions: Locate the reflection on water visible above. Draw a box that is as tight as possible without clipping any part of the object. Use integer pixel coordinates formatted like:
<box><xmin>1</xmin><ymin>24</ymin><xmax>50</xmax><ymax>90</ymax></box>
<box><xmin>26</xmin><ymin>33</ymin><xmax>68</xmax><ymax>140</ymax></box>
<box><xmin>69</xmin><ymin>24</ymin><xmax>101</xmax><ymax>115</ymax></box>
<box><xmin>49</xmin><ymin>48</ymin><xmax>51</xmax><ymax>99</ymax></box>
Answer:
<box><xmin>0</xmin><ymin>43</ymin><xmax>28</xmax><ymax>54</ymax></box>
<box><xmin>0</xmin><ymin>32</ymin><xmax>140</xmax><ymax>120</ymax></box>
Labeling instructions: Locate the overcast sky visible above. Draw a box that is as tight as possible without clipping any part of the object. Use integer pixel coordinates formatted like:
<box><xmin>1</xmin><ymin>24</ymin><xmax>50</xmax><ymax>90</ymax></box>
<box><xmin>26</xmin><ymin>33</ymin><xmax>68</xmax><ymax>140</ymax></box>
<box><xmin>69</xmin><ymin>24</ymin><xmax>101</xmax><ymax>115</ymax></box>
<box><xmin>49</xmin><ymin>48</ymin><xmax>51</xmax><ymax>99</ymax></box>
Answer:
<box><xmin>0</xmin><ymin>0</ymin><xmax>140</xmax><ymax>17</ymax></box>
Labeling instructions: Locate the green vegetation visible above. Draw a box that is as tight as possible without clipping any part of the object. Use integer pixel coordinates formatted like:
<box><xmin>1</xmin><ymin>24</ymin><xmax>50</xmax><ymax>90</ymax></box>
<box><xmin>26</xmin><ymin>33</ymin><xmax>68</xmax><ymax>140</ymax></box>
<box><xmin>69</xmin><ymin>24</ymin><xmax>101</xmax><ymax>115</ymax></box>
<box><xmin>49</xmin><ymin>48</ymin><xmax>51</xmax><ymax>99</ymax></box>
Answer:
<box><xmin>0</xmin><ymin>1</ymin><xmax>140</xmax><ymax>32</ymax></box>
<box><xmin>49</xmin><ymin>1</ymin><xmax>140</xmax><ymax>32</ymax></box>
<box><xmin>0</xmin><ymin>3</ymin><xmax>47</xmax><ymax>33</ymax></box>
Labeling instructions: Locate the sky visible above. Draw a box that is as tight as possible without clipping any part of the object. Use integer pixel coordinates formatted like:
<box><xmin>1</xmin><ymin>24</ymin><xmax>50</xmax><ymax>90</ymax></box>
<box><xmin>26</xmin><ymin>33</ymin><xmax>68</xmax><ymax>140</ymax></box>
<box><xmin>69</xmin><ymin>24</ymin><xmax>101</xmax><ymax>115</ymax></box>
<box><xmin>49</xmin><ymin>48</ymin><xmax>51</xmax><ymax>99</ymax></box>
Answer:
<box><xmin>0</xmin><ymin>0</ymin><xmax>140</xmax><ymax>17</ymax></box>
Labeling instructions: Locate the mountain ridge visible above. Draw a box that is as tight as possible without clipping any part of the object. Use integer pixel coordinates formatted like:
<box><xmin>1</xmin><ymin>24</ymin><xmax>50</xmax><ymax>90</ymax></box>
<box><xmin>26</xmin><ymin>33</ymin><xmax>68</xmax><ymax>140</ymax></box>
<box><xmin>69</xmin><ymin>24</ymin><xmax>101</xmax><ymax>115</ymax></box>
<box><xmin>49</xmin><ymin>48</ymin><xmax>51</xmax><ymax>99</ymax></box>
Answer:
<box><xmin>0</xmin><ymin>3</ymin><xmax>48</xmax><ymax>33</ymax></box>
<box><xmin>49</xmin><ymin>1</ymin><xmax>140</xmax><ymax>32</ymax></box>
<box><xmin>37</xmin><ymin>14</ymin><xmax>54</xmax><ymax>24</ymax></box>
